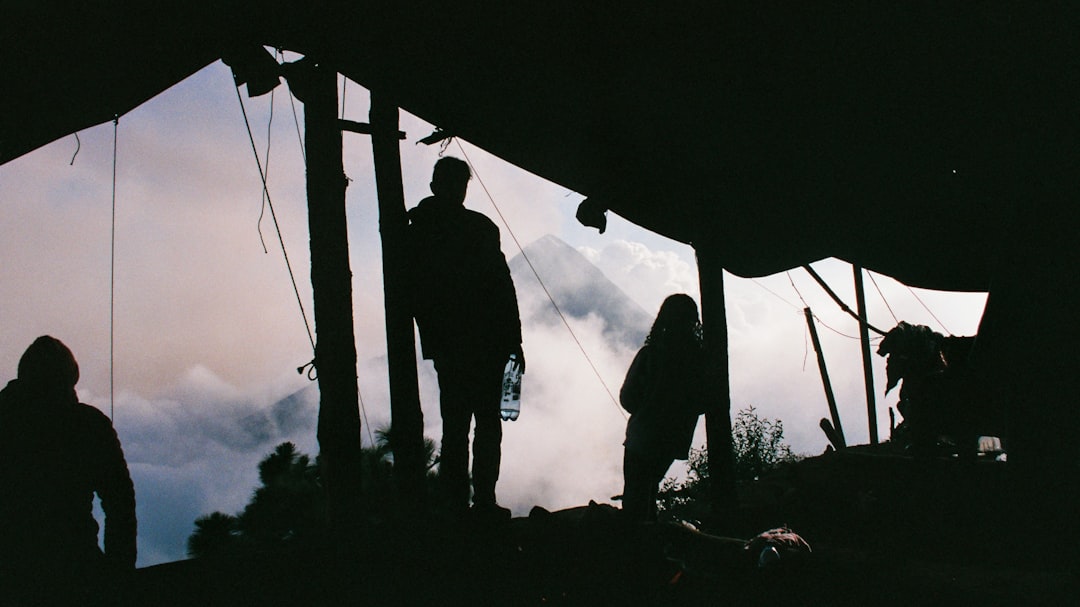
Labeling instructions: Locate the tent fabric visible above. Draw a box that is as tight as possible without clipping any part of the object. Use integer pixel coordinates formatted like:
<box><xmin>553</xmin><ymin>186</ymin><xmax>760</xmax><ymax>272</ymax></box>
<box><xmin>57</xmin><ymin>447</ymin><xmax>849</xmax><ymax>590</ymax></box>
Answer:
<box><xmin>5</xmin><ymin>2</ymin><xmax>1078</xmax><ymax>288</ymax></box>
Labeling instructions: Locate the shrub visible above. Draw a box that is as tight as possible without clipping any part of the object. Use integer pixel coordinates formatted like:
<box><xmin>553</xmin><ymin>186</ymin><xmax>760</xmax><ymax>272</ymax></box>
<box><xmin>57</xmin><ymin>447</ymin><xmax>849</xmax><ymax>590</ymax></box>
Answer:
<box><xmin>658</xmin><ymin>406</ymin><xmax>796</xmax><ymax>518</ymax></box>
<box><xmin>732</xmin><ymin>405</ymin><xmax>795</xmax><ymax>481</ymax></box>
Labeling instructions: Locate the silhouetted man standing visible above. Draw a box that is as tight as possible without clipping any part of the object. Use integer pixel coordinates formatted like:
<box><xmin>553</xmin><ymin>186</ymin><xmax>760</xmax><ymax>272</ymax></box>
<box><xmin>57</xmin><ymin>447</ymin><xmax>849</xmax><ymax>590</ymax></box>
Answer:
<box><xmin>407</xmin><ymin>157</ymin><xmax>523</xmax><ymax>520</ymax></box>
<box><xmin>0</xmin><ymin>336</ymin><xmax>136</xmax><ymax>604</ymax></box>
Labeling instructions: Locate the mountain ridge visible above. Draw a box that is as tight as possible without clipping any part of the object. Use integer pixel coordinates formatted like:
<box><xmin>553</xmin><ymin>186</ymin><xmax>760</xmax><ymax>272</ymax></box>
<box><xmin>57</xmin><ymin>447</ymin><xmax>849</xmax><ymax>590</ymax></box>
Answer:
<box><xmin>509</xmin><ymin>234</ymin><xmax>651</xmax><ymax>350</ymax></box>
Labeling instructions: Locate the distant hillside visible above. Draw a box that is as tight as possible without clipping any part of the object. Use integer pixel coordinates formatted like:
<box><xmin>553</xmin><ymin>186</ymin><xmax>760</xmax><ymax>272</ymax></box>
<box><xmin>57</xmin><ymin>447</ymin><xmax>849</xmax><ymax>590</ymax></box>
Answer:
<box><xmin>509</xmin><ymin>234</ymin><xmax>651</xmax><ymax>349</ymax></box>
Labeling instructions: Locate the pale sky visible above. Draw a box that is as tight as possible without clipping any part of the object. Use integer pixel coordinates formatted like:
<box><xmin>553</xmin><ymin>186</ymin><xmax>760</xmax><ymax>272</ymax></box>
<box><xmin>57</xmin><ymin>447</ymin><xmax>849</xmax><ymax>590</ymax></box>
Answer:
<box><xmin>0</xmin><ymin>60</ymin><xmax>987</xmax><ymax>566</ymax></box>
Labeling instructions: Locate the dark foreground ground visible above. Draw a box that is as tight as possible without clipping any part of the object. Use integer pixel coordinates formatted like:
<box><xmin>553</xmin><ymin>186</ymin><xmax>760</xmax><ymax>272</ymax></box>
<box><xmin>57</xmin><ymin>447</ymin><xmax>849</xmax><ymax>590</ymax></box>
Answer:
<box><xmin>131</xmin><ymin>446</ymin><xmax>1077</xmax><ymax>606</ymax></box>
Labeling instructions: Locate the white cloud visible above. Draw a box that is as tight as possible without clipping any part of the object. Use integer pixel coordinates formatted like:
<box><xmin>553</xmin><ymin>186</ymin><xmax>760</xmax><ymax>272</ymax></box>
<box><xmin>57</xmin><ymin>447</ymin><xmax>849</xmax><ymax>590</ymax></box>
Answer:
<box><xmin>579</xmin><ymin>239</ymin><xmax>700</xmax><ymax>313</ymax></box>
<box><xmin>72</xmin><ymin>366</ymin><xmax>319</xmax><ymax>566</ymax></box>
<box><xmin>499</xmin><ymin>313</ymin><xmax>636</xmax><ymax>514</ymax></box>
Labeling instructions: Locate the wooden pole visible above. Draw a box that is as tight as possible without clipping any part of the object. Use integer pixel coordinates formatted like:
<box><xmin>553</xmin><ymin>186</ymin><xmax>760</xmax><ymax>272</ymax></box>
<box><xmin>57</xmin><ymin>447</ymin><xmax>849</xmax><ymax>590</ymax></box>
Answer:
<box><xmin>853</xmin><ymin>264</ymin><xmax>878</xmax><ymax>444</ymax></box>
<box><xmin>805</xmin><ymin>308</ymin><xmax>846</xmax><ymax>448</ymax></box>
<box><xmin>369</xmin><ymin>91</ymin><xmax>427</xmax><ymax>509</ymax></box>
<box><xmin>803</xmin><ymin>264</ymin><xmax>887</xmax><ymax>336</ymax></box>
<box><xmin>819</xmin><ymin>418</ymin><xmax>843</xmax><ymax>451</ymax></box>
<box><xmin>695</xmin><ymin>244</ymin><xmax>737</xmax><ymax>508</ymax></box>
<box><xmin>299</xmin><ymin>62</ymin><xmax>364</xmax><ymax>533</ymax></box>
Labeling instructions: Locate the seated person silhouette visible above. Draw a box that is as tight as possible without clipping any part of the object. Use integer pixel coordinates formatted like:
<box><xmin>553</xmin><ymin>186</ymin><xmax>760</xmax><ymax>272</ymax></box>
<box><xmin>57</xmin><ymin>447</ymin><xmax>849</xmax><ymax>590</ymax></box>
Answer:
<box><xmin>619</xmin><ymin>294</ymin><xmax>709</xmax><ymax>522</ymax></box>
<box><xmin>407</xmin><ymin>157</ymin><xmax>524</xmax><ymax>521</ymax></box>
<box><xmin>0</xmin><ymin>336</ymin><xmax>136</xmax><ymax>603</ymax></box>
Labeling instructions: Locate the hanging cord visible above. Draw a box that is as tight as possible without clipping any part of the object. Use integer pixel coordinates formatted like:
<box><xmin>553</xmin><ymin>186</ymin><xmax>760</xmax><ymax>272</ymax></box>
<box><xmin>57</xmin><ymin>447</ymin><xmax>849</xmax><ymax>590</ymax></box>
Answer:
<box><xmin>234</xmin><ymin>85</ymin><xmax>317</xmax><ymax>356</ymax></box>
<box><xmin>748</xmin><ymin>277</ymin><xmax>814</xmax><ymax>368</ymax></box>
<box><xmin>359</xmin><ymin>383</ymin><xmax>374</xmax><ymax>447</ymax></box>
<box><xmin>280</xmin><ymin>51</ymin><xmax>306</xmax><ymax>163</ymax></box>
<box><xmin>761</xmin><ymin>276</ymin><xmax>812</xmax><ymax>370</ymax></box>
<box><xmin>256</xmin><ymin>85</ymin><xmax>276</xmax><ymax>253</ymax></box>
<box><xmin>866</xmin><ymin>270</ymin><xmax>899</xmax><ymax>325</ymax></box>
<box><xmin>453</xmin><ymin>140</ymin><xmax>626</xmax><ymax>420</ymax></box>
<box><xmin>336</xmin><ymin>75</ymin><xmax>354</xmax><ymax>186</ymax></box>
<box><xmin>751</xmin><ymin>277</ymin><xmax>800</xmax><ymax>310</ymax></box>
<box><xmin>864</xmin><ymin>269</ymin><xmax>950</xmax><ymax>334</ymax></box>
<box><xmin>70</xmin><ymin>132</ymin><xmax>81</xmax><ymax>165</ymax></box>
<box><xmin>109</xmin><ymin>116</ymin><xmax>119</xmax><ymax>421</ymax></box>
<box><xmin>787</xmin><ymin>270</ymin><xmax>850</xmax><ymax>370</ymax></box>
<box><xmin>904</xmin><ymin>285</ymin><xmax>952</xmax><ymax>335</ymax></box>
<box><xmin>801</xmin><ymin>264</ymin><xmax>886</xmax><ymax>336</ymax></box>
<box><xmin>245</xmin><ymin>72</ymin><xmax>374</xmax><ymax>447</ymax></box>
<box><xmin>786</xmin><ymin>270</ymin><xmax>863</xmax><ymax>340</ymax></box>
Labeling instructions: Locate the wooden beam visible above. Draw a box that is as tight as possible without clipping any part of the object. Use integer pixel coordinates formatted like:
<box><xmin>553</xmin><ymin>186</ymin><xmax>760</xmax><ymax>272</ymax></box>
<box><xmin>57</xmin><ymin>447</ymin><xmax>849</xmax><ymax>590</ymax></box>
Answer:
<box><xmin>370</xmin><ymin>91</ymin><xmax>427</xmax><ymax>509</ymax></box>
<box><xmin>339</xmin><ymin>118</ymin><xmax>405</xmax><ymax>139</ymax></box>
<box><xmin>819</xmin><ymin>418</ymin><xmax>843</xmax><ymax>451</ymax></box>
<box><xmin>803</xmin><ymin>264</ymin><xmax>887</xmax><ymax>336</ymax></box>
<box><xmin>805</xmin><ymin>308</ymin><xmax>846</xmax><ymax>448</ymax></box>
<box><xmin>695</xmin><ymin>244</ymin><xmax>737</xmax><ymax>508</ymax></box>
<box><xmin>299</xmin><ymin>62</ymin><xmax>364</xmax><ymax>534</ymax></box>
<box><xmin>853</xmin><ymin>265</ymin><xmax>878</xmax><ymax>444</ymax></box>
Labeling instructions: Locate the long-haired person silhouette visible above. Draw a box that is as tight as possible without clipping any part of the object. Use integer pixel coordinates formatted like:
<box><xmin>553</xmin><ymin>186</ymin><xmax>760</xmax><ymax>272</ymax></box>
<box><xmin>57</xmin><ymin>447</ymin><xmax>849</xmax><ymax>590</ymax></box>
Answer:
<box><xmin>619</xmin><ymin>294</ymin><xmax>709</xmax><ymax>522</ymax></box>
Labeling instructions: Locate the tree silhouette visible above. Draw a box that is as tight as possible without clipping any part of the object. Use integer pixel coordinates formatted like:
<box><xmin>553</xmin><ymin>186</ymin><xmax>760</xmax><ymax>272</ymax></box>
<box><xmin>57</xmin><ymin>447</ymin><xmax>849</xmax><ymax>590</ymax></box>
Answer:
<box><xmin>187</xmin><ymin>511</ymin><xmax>241</xmax><ymax>558</ymax></box>
<box><xmin>240</xmin><ymin>441</ymin><xmax>324</xmax><ymax>550</ymax></box>
<box><xmin>188</xmin><ymin>428</ymin><xmax>440</xmax><ymax>558</ymax></box>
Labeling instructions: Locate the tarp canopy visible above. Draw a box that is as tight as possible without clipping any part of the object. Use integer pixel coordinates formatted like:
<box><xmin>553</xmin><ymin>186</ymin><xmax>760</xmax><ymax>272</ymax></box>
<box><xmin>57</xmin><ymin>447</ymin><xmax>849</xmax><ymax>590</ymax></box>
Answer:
<box><xmin>6</xmin><ymin>1</ymin><xmax>1077</xmax><ymax>288</ymax></box>
<box><xmin>4</xmin><ymin>2</ymin><xmax>1078</xmax><ymax>461</ymax></box>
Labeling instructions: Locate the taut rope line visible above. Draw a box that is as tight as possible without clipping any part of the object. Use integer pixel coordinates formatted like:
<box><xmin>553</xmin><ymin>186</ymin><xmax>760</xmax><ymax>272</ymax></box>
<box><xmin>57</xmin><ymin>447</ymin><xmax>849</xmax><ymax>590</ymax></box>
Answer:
<box><xmin>452</xmin><ymin>140</ymin><xmax>626</xmax><ymax>420</ymax></box>
<box><xmin>110</xmin><ymin>115</ymin><xmax>118</xmax><ymax>421</ymax></box>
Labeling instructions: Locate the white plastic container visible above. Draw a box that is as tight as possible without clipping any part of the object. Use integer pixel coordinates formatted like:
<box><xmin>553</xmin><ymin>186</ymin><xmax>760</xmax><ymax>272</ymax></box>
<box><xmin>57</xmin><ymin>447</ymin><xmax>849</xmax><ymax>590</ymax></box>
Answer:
<box><xmin>500</xmin><ymin>354</ymin><xmax>522</xmax><ymax>421</ymax></box>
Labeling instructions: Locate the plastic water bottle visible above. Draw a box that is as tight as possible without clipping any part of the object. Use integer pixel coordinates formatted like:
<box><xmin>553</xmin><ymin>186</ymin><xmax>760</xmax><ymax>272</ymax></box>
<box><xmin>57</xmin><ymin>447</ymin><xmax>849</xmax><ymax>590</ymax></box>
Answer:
<box><xmin>500</xmin><ymin>354</ymin><xmax>522</xmax><ymax>421</ymax></box>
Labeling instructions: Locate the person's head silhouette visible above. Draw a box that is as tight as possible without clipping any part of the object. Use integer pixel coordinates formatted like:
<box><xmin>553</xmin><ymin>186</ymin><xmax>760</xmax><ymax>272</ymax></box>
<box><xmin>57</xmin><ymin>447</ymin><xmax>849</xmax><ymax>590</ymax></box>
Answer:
<box><xmin>648</xmin><ymin>294</ymin><xmax>701</xmax><ymax>346</ymax></box>
<box><xmin>17</xmin><ymin>335</ymin><xmax>79</xmax><ymax>390</ymax></box>
<box><xmin>430</xmin><ymin>157</ymin><xmax>471</xmax><ymax>205</ymax></box>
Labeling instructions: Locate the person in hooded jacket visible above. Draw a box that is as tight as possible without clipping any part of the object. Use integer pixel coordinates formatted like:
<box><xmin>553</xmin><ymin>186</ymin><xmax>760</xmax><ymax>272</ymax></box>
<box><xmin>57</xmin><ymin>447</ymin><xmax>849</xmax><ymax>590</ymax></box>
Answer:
<box><xmin>406</xmin><ymin>157</ymin><xmax>524</xmax><ymax>520</ymax></box>
<box><xmin>620</xmin><ymin>294</ymin><xmax>710</xmax><ymax>522</ymax></box>
<box><xmin>0</xmin><ymin>336</ymin><xmax>136</xmax><ymax>603</ymax></box>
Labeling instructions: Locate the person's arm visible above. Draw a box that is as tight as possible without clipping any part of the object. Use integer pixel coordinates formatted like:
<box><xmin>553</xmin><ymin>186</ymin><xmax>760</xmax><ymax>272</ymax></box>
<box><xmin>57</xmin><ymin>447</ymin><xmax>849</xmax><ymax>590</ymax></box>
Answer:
<box><xmin>620</xmin><ymin>347</ymin><xmax>651</xmax><ymax>414</ymax></box>
<box><xmin>481</xmin><ymin>217</ymin><xmax>525</xmax><ymax>370</ymax></box>
<box><xmin>96</xmin><ymin>416</ymin><xmax>137</xmax><ymax>569</ymax></box>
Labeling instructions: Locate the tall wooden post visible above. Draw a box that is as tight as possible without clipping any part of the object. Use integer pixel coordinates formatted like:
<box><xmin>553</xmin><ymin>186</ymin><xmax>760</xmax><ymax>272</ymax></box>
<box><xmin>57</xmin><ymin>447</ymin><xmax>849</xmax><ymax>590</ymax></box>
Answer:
<box><xmin>370</xmin><ymin>91</ymin><xmax>427</xmax><ymax>509</ymax></box>
<box><xmin>300</xmin><ymin>62</ymin><xmax>364</xmax><ymax>534</ymax></box>
<box><xmin>853</xmin><ymin>264</ymin><xmax>878</xmax><ymax>444</ymax></box>
<box><xmin>695</xmin><ymin>243</ymin><xmax>737</xmax><ymax>509</ymax></box>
